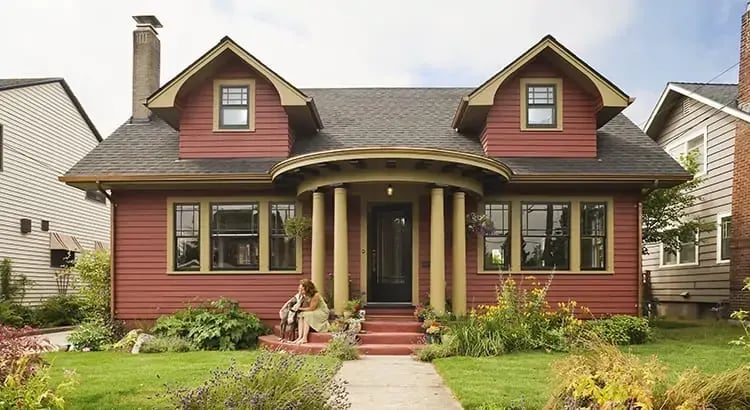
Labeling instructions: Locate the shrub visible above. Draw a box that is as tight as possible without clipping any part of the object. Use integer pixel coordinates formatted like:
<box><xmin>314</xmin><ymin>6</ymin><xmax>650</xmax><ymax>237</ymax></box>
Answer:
<box><xmin>67</xmin><ymin>319</ymin><xmax>114</xmax><ymax>351</ymax></box>
<box><xmin>322</xmin><ymin>332</ymin><xmax>359</xmax><ymax>361</ymax></box>
<box><xmin>140</xmin><ymin>336</ymin><xmax>195</xmax><ymax>353</ymax></box>
<box><xmin>546</xmin><ymin>337</ymin><xmax>664</xmax><ymax>409</ymax></box>
<box><xmin>0</xmin><ymin>325</ymin><xmax>51</xmax><ymax>381</ymax></box>
<box><xmin>730</xmin><ymin>278</ymin><xmax>750</xmax><ymax>352</ymax></box>
<box><xmin>73</xmin><ymin>250</ymin><xmax>111</xmax><ymax>321</ymax></box>
<box><xmin>0</xmin><ymin>301</ymin><xmax>34</xmax><ymax>328</ymax></box>
<box><xmin>658</xmin><ymin>366</ymin><xmax>750</xmax><ymax>409</ymax></box>
<box><xmin>0</xmin><ymin>355</ymin><xmax>77</xmax><ymax>410</ymax></box>
<box><xmin>585</xmin><ymin>315</ymin><xmax>652</xmax><ymax>345</ymax></box>
<box><xmin>162</xmin><ymin>351</ymin><xmax>349</xmax><ymax>409</ymax></box>
<box><xmin>414</xmin><ymin>343</ymin><xmax>453</xmax><ymax>362</ymax></box>
<box><xmin>32</xmin><ymin>295</ymin><xmax>83</xmax><ymax>327</ymax></box>
<box><xmin>152</xmin><ymin>298</ymin><xmax>267</xmax><ymax>350</ymax></box>
<box><xmin>0</xmin><ymin>258</ymin><xmax>32</xmax><ymax>303</ymax></box>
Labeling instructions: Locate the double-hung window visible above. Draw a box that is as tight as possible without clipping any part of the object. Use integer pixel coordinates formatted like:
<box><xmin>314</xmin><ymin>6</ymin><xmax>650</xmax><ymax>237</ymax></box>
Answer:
<box><xmin>270</xmin><ymin>203</ymin><xmax>297</xmax><ymax>270</ymax></box>
<box><xmin>211</xmin><ymin>203</ymin><xmax>259</xmax><ymax>270</ymax></box>
<box><xmin>717</xmin><ymin>214</ymin><xmax>732</xmax><ymax>263</ymax></box>
<box><xmin>526</xmin><ymin>84</ymin><xmax>557</xmax><ymax>128</ymax></box>
<box><xmin>218</xmin><ymin>85</ymin><xmax>250</xmax><ymax>129</ymax></box>
<box><xmin>482</xmin><ymin>202</ymin><xmax>511</xmax><ymax>270</ymax></box>
<box><xmin>521</xmin><ymin>202</ymin><xmax>570</xmax><ymax>270</ymax></box>
<box><xmin>174</xmin><ymin>203</ymin><xmax>201</xmax><ymax>271</ymax></box>
<box><xmin>666</xmin><ymin>128</ymin><xmax>706</xmax><ymax>175</ymax></box>
<box><xmin>661</xmin><ymin>232</ymin><xmax>698</xmax><ymax>266</ymax></box>
<box><xmin>580</xmin><ymin>202</ymin><xmax>607</xmax><ymax>270</ymax></box>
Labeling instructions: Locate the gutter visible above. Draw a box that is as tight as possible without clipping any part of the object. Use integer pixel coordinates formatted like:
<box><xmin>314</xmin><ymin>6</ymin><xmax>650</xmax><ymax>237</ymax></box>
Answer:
<box><xmin>97</xmin><ymin>182</ymin><xmax>117</xmax><ymax>321</ymax></box>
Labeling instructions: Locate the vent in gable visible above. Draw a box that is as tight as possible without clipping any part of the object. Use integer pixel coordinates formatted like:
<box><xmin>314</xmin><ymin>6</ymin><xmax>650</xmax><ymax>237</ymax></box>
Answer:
<box><xmin>681</xmin><ymin>98</ymin><xmax>691</xmax><ymax>116</ymax></box>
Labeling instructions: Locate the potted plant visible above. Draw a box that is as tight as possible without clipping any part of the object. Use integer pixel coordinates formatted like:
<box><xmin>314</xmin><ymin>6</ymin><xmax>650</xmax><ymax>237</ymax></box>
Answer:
<box><xmin>283</xmin><ymin>216</ymin><xmax>312</xmax><ymax>241</ymax></box>
<box><xmin>425</xmin><ymin>323</ymin><xmax>443</xmax><ymax>344</ymax></box>
<box><xmin>414</xmin><ymin>303</ymin><xmax>434</xmax><ymax>322</ymax></box>
<box><xmin>343</xmin><ymin>297</ymin><xmax>362</xmax><ymax>319</ymax></box>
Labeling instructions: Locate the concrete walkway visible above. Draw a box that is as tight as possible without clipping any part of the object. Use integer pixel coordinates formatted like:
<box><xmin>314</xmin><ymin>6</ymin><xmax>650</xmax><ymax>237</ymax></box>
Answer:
<box><xmin>337</xmin><ymin>356</ymin><xmax>463</xmax><ymax>410</ymax></box>
<box><xmin>25</xmin><ymin>330</ymin><xmax>73</xmax><ymax>351</ymax></box>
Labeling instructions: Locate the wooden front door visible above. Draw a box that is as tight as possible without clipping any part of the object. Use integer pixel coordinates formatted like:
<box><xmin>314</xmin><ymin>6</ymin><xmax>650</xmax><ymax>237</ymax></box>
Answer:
<box><xmin>368</xmin><ymin>203</ymin><xmax>412</xmax><ymax>303</ymax></box>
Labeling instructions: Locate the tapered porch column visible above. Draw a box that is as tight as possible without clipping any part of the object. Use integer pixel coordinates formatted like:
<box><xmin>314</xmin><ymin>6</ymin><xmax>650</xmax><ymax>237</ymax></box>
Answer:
<box><xmin>333</xmin><ymin>186</ymin><xmax>349</xmax><ymax>315</ymax></box>
<box><xmin>430</xmin><ymin>187</ymin><xmax>446</xmax><ymax>314</ymax></box>
<box><xmin>452</xmin><ymin>191</ymin><xmax>467</xmax><ymax>316</ymax></box>
<box><xmin>311</xmin><ymin>191</ymin><xmax>325</xmax><ymax>293</ymax></box>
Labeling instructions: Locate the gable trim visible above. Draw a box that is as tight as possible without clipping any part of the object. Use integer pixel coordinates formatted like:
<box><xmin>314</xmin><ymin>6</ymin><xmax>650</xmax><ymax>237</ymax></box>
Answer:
<box><xmin>644</xmin><ymin>83</ymin><xmax>749</xmax><ymax>136</ymax></box>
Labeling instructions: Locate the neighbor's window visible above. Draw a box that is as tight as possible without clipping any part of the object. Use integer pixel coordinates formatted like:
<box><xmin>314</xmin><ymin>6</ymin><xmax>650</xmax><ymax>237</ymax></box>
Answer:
<box><xmin>719</xmin><ymin>215</ymin><xmax>732</xmax><ymax>262</ymax></box>
<box><xmin>580</xmin><ymin>202</ymin><xmax>607</xmax><ymax>270</ymax></box>
<box><xmin>667</xmin><ymin>132</ymin><xmax>706</xmax><ymax>174</ymax></box>
<box><xmin>483</xmin><ymin>202</ymin><xmax>510</xmax><ymax>270</ymax></box>
<box><xmin>174</xmin><ymin>203</ymin><xmax>201</xmax><ymax>271</ymax></box>
<box><xmin>661</xmin><ymin>232</ymin><xmax>698</xmax><ymax>266</ymax></box>
<box><xmin>211</xmin><ymin>203</ymin><xmax>259</xmax><ymax>270</ymax></box>
<box><xmin>526</xmin><ymin>84</ymin><xmax>557</xmax><ymax>128</ymax></box>
<box><xmin>521</xmin><ymin>202</ymin><xmax>570</xmax><ymax>270</ymax></box>
<box><xmin>270</xmin><ymin>203</ymin><xmax>297</xmax><ymax>270</ymax></box>
<box><xmin>50</xmin><ymin>250</ymin><xmax>76</xmax><ymax>268</ymax></box>
<box><xmin>219</xmin><ymin>86</ymin><xmax>250</xmax><ymax>129</ymax></box>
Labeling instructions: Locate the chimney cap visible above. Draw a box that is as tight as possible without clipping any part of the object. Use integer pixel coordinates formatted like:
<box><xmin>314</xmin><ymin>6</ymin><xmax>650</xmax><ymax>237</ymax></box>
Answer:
<box><xmin>133</xmin><ymin>15</ymin><xmax>163</xmax><ymax>29</ymax></box>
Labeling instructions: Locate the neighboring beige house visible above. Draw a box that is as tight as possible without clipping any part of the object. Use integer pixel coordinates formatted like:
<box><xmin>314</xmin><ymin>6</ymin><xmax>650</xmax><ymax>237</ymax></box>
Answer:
<box><xmin>0</xmin><ymin>78</ymin><xmax>110</xmax><ymax>304</ymax></box>
<box><xmin>643</xmin><ymin>82</ymin><xmax>741</xmax><ymax>318</ymax></box>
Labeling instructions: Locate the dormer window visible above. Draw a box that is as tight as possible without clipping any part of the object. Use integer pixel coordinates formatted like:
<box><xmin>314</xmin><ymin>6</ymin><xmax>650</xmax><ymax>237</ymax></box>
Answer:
<box><xmin>520</xmin><ymin>78</ymin><xmax>563</xmax><ymax>131</ymax></box>
<box><xmin>213</xmin><ymin>79</ymin><xmax>256</xmax><ymax>131</ymax></box>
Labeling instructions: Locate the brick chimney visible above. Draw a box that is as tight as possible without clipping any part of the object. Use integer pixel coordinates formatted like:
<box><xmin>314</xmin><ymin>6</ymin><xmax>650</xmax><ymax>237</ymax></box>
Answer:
<box><xmin>131</xmin><ymin>15</ymin><xmax>162</xmax><ymax>122</ymax></box>
<box><xmin>730</xmin><ymin>3</ymin><xmax>750</xmax><ymax>311</ymax></box>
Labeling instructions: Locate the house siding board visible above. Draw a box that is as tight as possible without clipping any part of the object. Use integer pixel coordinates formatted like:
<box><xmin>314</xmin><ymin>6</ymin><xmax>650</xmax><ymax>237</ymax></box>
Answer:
<box><xmin>0</xmin><ymin>82</ymin><xmax>109</xmax><ymax>304</ymax></box>
<box><xmin>481</xmin><ymin>61</ymin><xmax>598</xmax><ymax>158</ymax></box>
<box><xmin>178</xmin><ymin>58</ymin><xmax>291</xmax><ymax>159</ymax></box>
<box><xmin>643</xmin><ymin>95</ymin><xmax>735</xmax><ymax>304</ymax></box>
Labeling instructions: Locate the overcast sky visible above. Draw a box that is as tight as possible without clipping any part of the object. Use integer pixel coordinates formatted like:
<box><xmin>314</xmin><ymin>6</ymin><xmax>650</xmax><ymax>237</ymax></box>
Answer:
<box><xmin>0</xmin><ymin>0</ymin><xmax>744</xmax><ymax>137</ymax></box>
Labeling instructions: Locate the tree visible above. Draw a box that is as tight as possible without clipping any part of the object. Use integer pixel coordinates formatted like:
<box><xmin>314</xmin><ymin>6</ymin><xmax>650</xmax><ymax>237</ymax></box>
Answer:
<box><xmin>642</xmin><ymin>150</ymin><xmax>711</xmax><ymax>254</ymax></box>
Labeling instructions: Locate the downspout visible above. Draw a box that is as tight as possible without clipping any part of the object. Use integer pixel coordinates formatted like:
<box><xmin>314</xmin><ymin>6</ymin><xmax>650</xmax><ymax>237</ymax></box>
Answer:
<box><xmin>97</xmin><ymin>181</ymin><xmax>116</xmax><ymax>321</ymax></box>
<box><xmin>637</xmin><ymin>200</ymin><xmax>644</xmax><ymax>317</ymax></box>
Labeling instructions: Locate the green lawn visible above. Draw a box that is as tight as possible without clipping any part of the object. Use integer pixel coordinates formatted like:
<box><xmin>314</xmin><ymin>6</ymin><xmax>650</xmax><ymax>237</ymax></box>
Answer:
<box><xmin>433</xmin><ymin>321</ymin><xmax>748</xmax><ymax>409</ymax></box>
<box><xmin>46</xmin><ymin>350</ymin><xmax>261</xmax><ymax>409</ymax></box>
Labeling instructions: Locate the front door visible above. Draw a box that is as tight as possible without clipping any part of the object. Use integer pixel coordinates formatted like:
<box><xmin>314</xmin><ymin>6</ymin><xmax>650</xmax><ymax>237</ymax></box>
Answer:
<box><xmin>368</xmin><ymin>204</ymin><xmax>412</xmax><ymax>303</ymax></box>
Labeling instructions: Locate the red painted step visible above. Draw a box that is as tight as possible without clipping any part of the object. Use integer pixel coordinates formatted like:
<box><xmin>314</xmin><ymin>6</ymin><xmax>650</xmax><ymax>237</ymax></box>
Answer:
<box><xmin>259</xmin><ymin>335</ymin><xmax>425</xmax><ymax>356</ymax></box>
<box><xmin>362</xmin><ymin>320</ymin><xmax>423</xmax><ymax>333</ymax></box>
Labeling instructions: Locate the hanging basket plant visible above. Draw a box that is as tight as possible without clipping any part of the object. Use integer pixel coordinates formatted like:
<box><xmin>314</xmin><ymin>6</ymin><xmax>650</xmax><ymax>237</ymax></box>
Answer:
<box><xmin>283</xmin><ymin>216</ymin><xmax>313</xmax><ymax>240</ymax></box>
<box><xmin>466</xmin><ymin>212</ymin><xmax>495</xmax><ymax>236</ymax></box>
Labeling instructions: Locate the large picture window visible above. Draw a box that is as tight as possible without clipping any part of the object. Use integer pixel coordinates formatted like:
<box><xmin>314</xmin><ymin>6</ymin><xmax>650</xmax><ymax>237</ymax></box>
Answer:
<box><xmin>580</xmin><ymin>202</ymin><xmax>607</xmax><ymax>270</ymax></box>
<box><xmin>521</xmin><ymin>202</ymin><xmax>570</xmax><ymax>270</ymax></box>
<box><xmin>174</xmin><ymin>203</ymin><xmax>200</xmax><ymax>271</ymax></box>
<box><xmin>270</xmin><ymin>203</ymin><xmax>297</xmax><ymax>270</ymax></box>
<box><xmin>483</xmin><ymin>202</ymin><xmax>510</xmax><ymax>270</ymax></box>
<box><xmin>211</xmin><ymin>203</ymin><xmax>259</xmax><ymax>270</ymax></box>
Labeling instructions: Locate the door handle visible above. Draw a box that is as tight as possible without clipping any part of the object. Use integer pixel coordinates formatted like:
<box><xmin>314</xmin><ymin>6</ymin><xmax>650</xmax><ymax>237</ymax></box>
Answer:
<box><xmin>371</xmin><ymin>249</ymin><xmax>377</xmax><ymax>273</ymax></box>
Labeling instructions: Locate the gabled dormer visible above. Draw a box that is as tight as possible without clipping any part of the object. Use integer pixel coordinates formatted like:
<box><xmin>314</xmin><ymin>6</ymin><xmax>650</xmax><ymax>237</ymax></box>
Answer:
<box><xmin>146</xmin><ymin>36</ymin><xmax>322</xmax><ymax>159</ymax></box>
<box><xmin>453</xmin><ymin>35</ymin><xmax>632</xmax><ymax>158</ymax></box>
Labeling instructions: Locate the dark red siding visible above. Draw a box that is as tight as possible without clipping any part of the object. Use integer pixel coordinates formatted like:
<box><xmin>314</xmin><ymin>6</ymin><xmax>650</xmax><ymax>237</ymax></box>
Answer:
<box><xmin>481</xmin><ymin>58</ymin><xmax>599</xmax><ymax>158</ymax></box>
<box><xmin>178</xmin><ymin>56</ymin><xmax>291</xmax><ymax>159</ymax></box>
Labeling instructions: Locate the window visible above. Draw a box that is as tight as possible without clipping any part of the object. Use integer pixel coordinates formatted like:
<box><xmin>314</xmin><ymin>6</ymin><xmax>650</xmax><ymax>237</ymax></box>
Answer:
<box><xmin>521</xmin><ymin>202</ymin><xmax>570</xmax><ymax>270</ymax></box>
<box><xmin>580</xmin><ymin>202</ymin><xmax>607</xmax><ymax>270</ymax></box>
<box><xmin>218</xmin><ymin>85</ymin><xmax>250</xmax><ymax>129</ymax></box>
<box><xmin>660</xmin><ymin>232</ymin><xmax>698</xmax><ymax>267</ymax></box>
<box><xmin>717</xmin><ymin>214</ymin><xmax>731</xmax><ymax>263</ymax></box>
<box><xmin>483</xmin><ymin>202</ymin><xmax>510</xmax><ymax>270</ymax></box>
<box><xmin>85</xmin><ymin>190</ymin><xmax>107</xmax><ymax>204</ymax></box>
<box><xmin>526</xmin><ymin>85</ymin><xmax>557</xmax><ymax>128</ymax></box>
<box><xmin>174</xmin><ymin>203</ymin><xmax>200</xmax><ymax>271</ymax></box>
<box><xmin>666</xmin><ymin>129</ymin><xmax>706</xmax><ymax>175</ymax></box>
<box><xmin>50</xmin><ymin>250</ymin><xmax>76</xmax><ymax>268</ymax></box>
<box><xmin>211</xmin><ymin>203</ymin><xmax>259</xmax><ymax>270</ymax></box>
<box><xmin>270</xmin><ymin>203</ymin><xmax>296</xmax><ymax>270</ymax></box>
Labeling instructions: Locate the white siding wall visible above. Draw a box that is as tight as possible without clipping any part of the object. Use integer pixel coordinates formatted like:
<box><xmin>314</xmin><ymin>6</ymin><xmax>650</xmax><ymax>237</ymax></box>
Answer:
<box><xmin>643</xmin><ymin>95</ymin><xmax>734</xmax><ymax>304</ymax></box>
<box><xmin>0</xmin><ymin>82</ymin><xmax>109</xmax><ymax>304</ymax></box>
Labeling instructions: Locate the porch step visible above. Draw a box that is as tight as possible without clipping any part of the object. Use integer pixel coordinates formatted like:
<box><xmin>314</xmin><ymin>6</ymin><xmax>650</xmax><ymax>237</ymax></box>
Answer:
<box><xmin>362</xmin><ymin>320</ymin><xmax>422</xmax><ymax>333</ymax></box>
<box><xmin>259</xmin><ymin>335</ymin><xmax>424</xmax><ymax>356</ymax></box>
<box><xmin>273</xmin><ymin>325</ymin><xmax>424</xmax><ymax>344</ymax></box>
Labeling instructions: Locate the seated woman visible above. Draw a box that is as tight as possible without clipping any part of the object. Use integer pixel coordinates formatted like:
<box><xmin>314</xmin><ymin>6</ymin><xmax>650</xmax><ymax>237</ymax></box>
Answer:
<box><xmin>290</xmin><ymin>279</ymin><xmax>329</xmax><ymax>344</ymax></box>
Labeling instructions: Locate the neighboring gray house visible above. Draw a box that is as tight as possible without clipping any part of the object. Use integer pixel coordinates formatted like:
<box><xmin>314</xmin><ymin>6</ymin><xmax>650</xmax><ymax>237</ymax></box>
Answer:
<box><xmin>0</xmin><ymin>78</ymin><xmax>110</xmax><ymax>304</ymax></box>
<box><xmin>643</xmin><ymin>82</ymin><xmax>743</xmax><ymax>318</ymax></box>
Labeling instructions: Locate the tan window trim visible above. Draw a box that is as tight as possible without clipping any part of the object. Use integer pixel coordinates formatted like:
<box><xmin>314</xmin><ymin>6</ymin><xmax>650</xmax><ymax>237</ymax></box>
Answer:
<box><xmin>520</xmin><ymin>78</ymin><xmax>563</xmax><ymax>131</ymax></box>
<box><xmin>213</xmin><ymin>79</ymin><xmax>256</xmax><ymax>132</ymax></box>
<box><xmin>166</xmin><ymin>196</ymin><xmax>302</xmax><ymax>275</ymax></box>
<box><xmin>476</xmin><ymin>195</ymin><xmax>615</xmax><ymax>275</ymax></box>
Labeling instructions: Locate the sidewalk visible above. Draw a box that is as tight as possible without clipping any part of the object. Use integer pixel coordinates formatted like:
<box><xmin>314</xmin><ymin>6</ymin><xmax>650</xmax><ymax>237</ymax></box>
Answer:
<box><xmin>337</xmin><ymin>356</ymin><xmax>463</xmax><ymax>410</ymax></box>
<box><xmin>26</xmin><ymin>330</ymin><xmax>73</xmax><ymax>351</ymax></box>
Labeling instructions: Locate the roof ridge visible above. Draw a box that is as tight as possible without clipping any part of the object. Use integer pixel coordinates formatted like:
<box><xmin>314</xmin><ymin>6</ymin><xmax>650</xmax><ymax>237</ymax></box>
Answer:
<box><xmin>670</xmin><ymin>81</ymin><xmax>737</xmax><ymax>86</ymax></box>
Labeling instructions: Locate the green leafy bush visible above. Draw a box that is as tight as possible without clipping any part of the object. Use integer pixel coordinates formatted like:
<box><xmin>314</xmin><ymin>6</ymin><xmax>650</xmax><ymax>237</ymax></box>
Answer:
<box><xmin>585</xmin><ymin>315</ymin><xmax>652</xmax><ymax>345</ymax></box>
<box><xmin>32</xmin><ymin>295</ymin><xmax>83</xmax><ymax>327</ymax></box>
<box><xmin>0</xmin><ymin>258</ymin><xmax>32</xmax><ymax>303</ymax></box>
<box><xmin>140</xmin><ymin>336</ymin><xmax>195</xmax><ymax>353</ymax></box>
<box><xmin>162</xmin><ymin>352</ymin><xmax>349</xmax><ymax>409</ymax></box>
<box><xmin>322</xmin><ymin>332</ymin><xmax>359</xmax><ymax>361</ymax></box>
<box><xmin>0</xmin><ymin>355</ymin><xmax>77</xmax><ymax>410</ymax></box>
<box><xmin>0</xmin><ymin>301</ymin><xmax>34</xmax><ymax>328</ymax></box>
<box><xmin>414</xmin><ymin>343</ymin><xmax>453</xmax><ymax>362</ymax></box>
<box><xmin>73</xmin><ymin>250</ymin><xmax>111</xmax><ymax>321</ymax></box>
<box><xmin>152</xmin><ymin>298</ymin><xmax>267</xmax><ymax>350</ymax></box>
<box><xmin>68</xmin><ymin>319</ymin><xmax>114</xmax><ymax>351</ymax></box>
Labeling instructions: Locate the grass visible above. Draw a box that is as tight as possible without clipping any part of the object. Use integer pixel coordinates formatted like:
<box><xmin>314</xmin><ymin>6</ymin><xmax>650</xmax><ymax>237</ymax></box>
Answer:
<box><xmin>433</xmin><ymin>320</ymin><xmax>748</xmax><ymax>409</ymax></box>
<box><xmin>46</xmin><ymin>350</ymin><xmax>261</xmax><ymax>409</ymax></box>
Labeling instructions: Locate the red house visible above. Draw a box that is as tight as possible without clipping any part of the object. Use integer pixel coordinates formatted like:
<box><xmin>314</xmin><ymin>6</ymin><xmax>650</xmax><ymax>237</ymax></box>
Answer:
<box><xmin>62</xmin><ymin>16</ymin><xmax>689</xmax><ymax>326</ymax></box>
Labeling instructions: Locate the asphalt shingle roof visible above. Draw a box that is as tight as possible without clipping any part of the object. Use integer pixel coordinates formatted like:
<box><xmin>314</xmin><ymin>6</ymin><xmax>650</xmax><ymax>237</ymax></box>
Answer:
<box><xmin>671</xmin><ymin>82</ymin><xmax>738</xmax><ymax>109</ymax></box>
<box><xmin>64</xmin><ymin>88</ymin><xmax>688</xmax><ymax>178</ymax></box>
<box><xmin>0</xmin><ymin>78</ymin><xmax>62</xmax><ymax>91</ymax></box>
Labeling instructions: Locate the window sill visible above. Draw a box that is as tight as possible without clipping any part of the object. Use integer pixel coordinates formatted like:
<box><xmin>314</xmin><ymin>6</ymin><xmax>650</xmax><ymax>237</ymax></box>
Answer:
<box><xmin>658</xmin><ymin>262</ymin><xmax>699</xmax><ymax>269</ymax></box>
<box><xmin>520</xmin><ymin>126</ymin><xmax>563</xmax><ymax>132</ymax></box>
<box><xmin>212</xmin><ymin>127</ymin><xmax>256</xmax><ymax>133</ymax></box>
<box><xmin>476</xmin><ymin>269</ymin><xmax>614</xmax><ymax>275</ymax></box>
<box><xmin>716</xmin><ymin>259</ymin><xmax>730</xmax><ymax>265</ymax></box>
<box><xmin>167</xmin><ymin>270</ymin><xmax>302</xmax><ymax>275</ymax></box>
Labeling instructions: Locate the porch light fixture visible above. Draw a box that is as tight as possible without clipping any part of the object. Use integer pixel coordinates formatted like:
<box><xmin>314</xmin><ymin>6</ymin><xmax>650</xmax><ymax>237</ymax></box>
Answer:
<box><xmin>386</xmin><ymin>184</ymin><xmax>394</xmax><ymax>196</ymax></box>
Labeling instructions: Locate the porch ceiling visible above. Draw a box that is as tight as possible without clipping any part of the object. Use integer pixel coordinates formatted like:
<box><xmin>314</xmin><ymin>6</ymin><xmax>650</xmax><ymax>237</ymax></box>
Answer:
<box><xmin>270</xmin><ymin>147</ymin><xmax>512</xmax><ymax>196</ymax></box>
